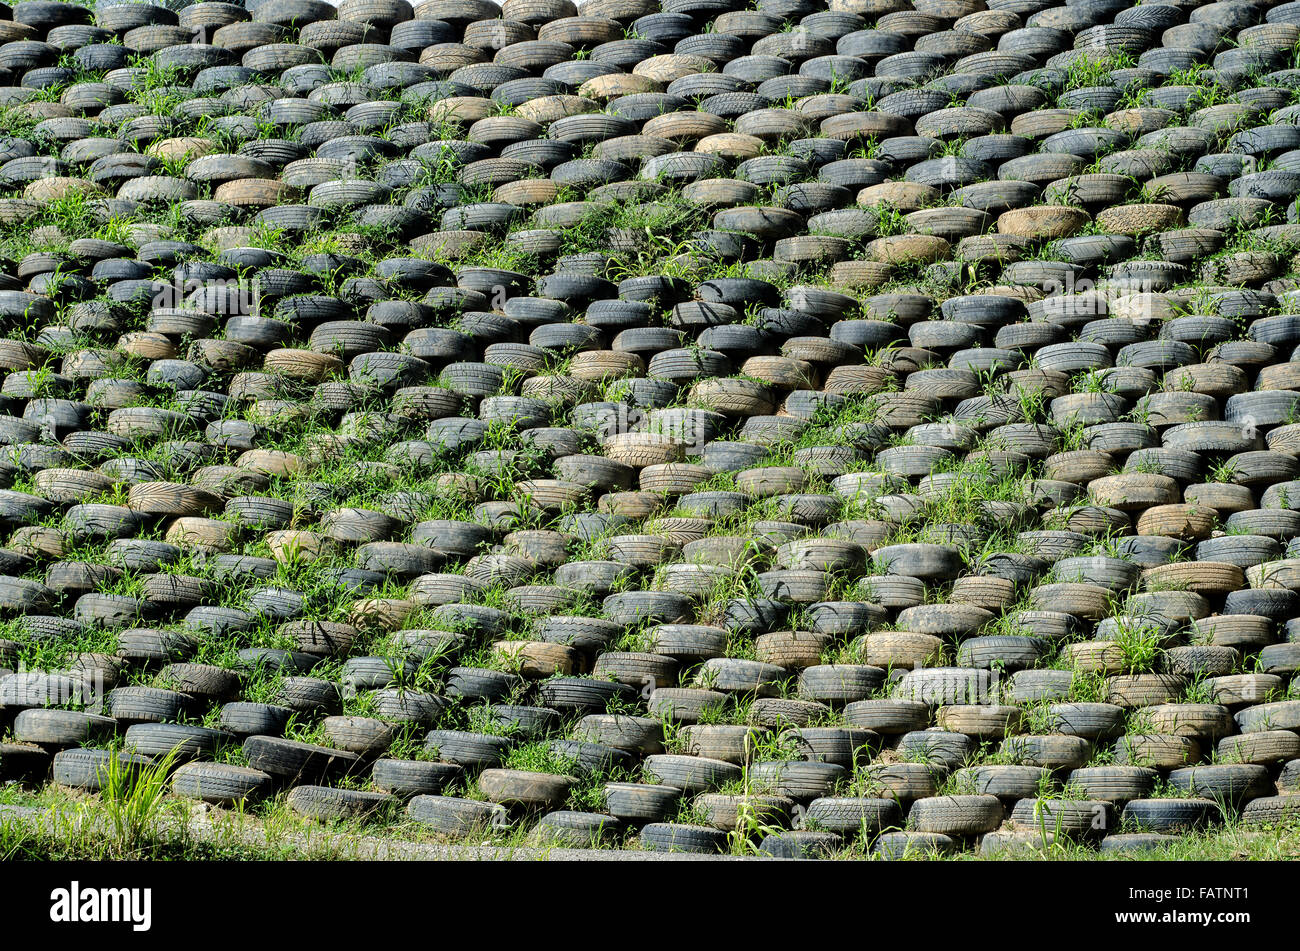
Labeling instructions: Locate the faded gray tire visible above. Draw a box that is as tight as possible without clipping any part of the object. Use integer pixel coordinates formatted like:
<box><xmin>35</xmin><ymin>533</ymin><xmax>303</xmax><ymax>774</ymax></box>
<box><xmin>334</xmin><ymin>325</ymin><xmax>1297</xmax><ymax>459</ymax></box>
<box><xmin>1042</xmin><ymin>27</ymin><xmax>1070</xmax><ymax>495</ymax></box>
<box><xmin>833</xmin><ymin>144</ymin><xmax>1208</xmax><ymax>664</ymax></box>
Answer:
<box><xmin>171</xmin><ymin>762</ymin><xmax>274</xmax><ymax>805</ymax></box>
<box><xmin>1067</xmin><ymin>767</ymin><xmax>1158</xmax><ymax>803</ymax></box>
<box><xmin>51</xmin><ymin>748</ymin><xmax>152</xmax><ymax>791</ymax></box>
<box><xmin>872</xmin><ymin>543</ymin><xmax>963</xmax><ymax>580</ymax></box>
<box><xmin>842</xmin><ymin>700</ymin><xmax>930</xmax><ymax>734</ymax></box>
<box><xmin>361</xmin><ymin>758</ymin><xmax>452</xmax><ymax>795</ymax></box>
<box><xmin>872</xmin><ymin>830</ymin><xmax>956</xmax><ymax>859</ymax></box>
<box><xmin>0</xmin><ymin>742</ymin><xmax>51</xmax><ymax>781</ymax></box>
<box><xmin>424</xmin><ymin>730</ymin><xmax>511</xmax><ymax>770</ymax></box>
<box><xmin>896</xmin><ymin>731</ymin><xmax>973</xmax><ymax>772</ymax></box>
<box><xmin>952</xmin><ymin>765</ymin><xmax>1053</xmax><ymax>803</ymax></box>
<box><xmin>797</xmin><ymin>665</ymin><xmax>886</xmax><ymax>704</ymax></box>
<box><xmin>907</xmin><ymin>794</ymin><xmax>1003</xmax><ymax>835</ymax></box>
<box><xmin>406</xmin><ymin>795</ymin><xmax>509</xmax><ymax>836</ymax></box>
<box><xmin>478</xmin><ymin>768</ymin><xmax>575</xmax><ymax>809</ymax></box>
<box><xmin>748</xmin><ymin>761</ymin><xmax>845</xmax><ymax>800</ymax></box>
<box><xmin>534</xmin><ymin>810</ymin><xmax>622</xmax><ymax>848</ymax></box>
<box><xmin>1100</xmin><ymin>832</ymin><xmax>1181</xmax><ymax>853</ymax></box>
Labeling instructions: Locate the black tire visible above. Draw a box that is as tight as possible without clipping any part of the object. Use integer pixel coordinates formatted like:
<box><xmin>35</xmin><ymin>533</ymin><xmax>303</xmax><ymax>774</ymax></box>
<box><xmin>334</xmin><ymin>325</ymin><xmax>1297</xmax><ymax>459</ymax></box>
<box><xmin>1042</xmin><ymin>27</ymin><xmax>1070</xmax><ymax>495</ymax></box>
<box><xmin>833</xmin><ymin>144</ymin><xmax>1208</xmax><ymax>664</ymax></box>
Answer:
<box><xmin>424</xmin><ymin>730</ymin><xmax>511</xmax><ymax>770</ymax></box>
<box><xmin>872</xmin><ymin>831</ymin><xmax>956</xmax><ymax>859</ymax></box>
<box><xmin>749</xmin><ymin>760</ymin><xmax>846</xmax><ymax>800</ymax></box>
<box><xmin>643</xmin><ymin>754</ymin><xmax>742</xmax><ymax>793</ymax></box>
<box><xmin>12</xmin><ymin>709</ymin><xmax>115</xmax><ymax>747</ymax></box>
<box><xmin>603</xmin><ymin>782</ymin><xmax>681</xmax><ymax>824</ymax></box>
<box><xmin>538</xmin><ymin>675</ymin><xmax>639</xmax><ymax>711</ymax></box>
<box><xmin>639</xmin><ymin>822</ymin><xmax>728</xmax><ymax>853</ymax></box>
<box><xmin>124</xmin><ymin>724</ymin><xmax>232</xmax><ymax>761</ymax></box>
<box><xmin>952</xmin><ymin>765</ymin><xmax>1053</xmax><ymax>803</ymax></box>
<box><xmin>0</xmin><ymin>742</ymin><xmax>52</xmax><ymax>781</ymax></box>
<box><xmin>478</xmin><ymin>768</ymin><xmax>575</xmax><ymax>809</ymax></box>
<box><xmin>758</xmin><ymin>829</ymin><xmax>843</xmax><ymax>858</ymax></box>
<box><xmin>443</xmin><ymin>668</ymin><xmax>523</xmax><ymax>703</ymax></box>
<box><xmin>1121</xmin><ymin>798</ymin><xmax>1222</xmax><ymax>833</ymax></box>
<box><xmin>242</xmin><ymin>736</ymin><xmax>360</xmax><ymax>782</ymax></box>
<box><xmin>219</xmin><ymin>702</ymin><xmax>292</xmax><ymax>737</ymax></box>
<box><xmin>1166</xmin><ymin>764</ymin><xmax>1272</xmax><ymax>805</ymax></box>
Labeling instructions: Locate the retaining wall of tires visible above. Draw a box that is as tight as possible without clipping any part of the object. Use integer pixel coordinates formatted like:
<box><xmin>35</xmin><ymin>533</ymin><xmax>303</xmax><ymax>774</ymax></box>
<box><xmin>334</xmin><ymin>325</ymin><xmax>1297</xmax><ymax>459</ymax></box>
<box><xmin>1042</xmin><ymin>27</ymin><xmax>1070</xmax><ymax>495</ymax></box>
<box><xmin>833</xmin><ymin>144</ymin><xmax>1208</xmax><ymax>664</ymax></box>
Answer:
<box><xmin>1</xmin><ymin>0</ymin><xmax>1300</xmax><ymax>858</ymax></box>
